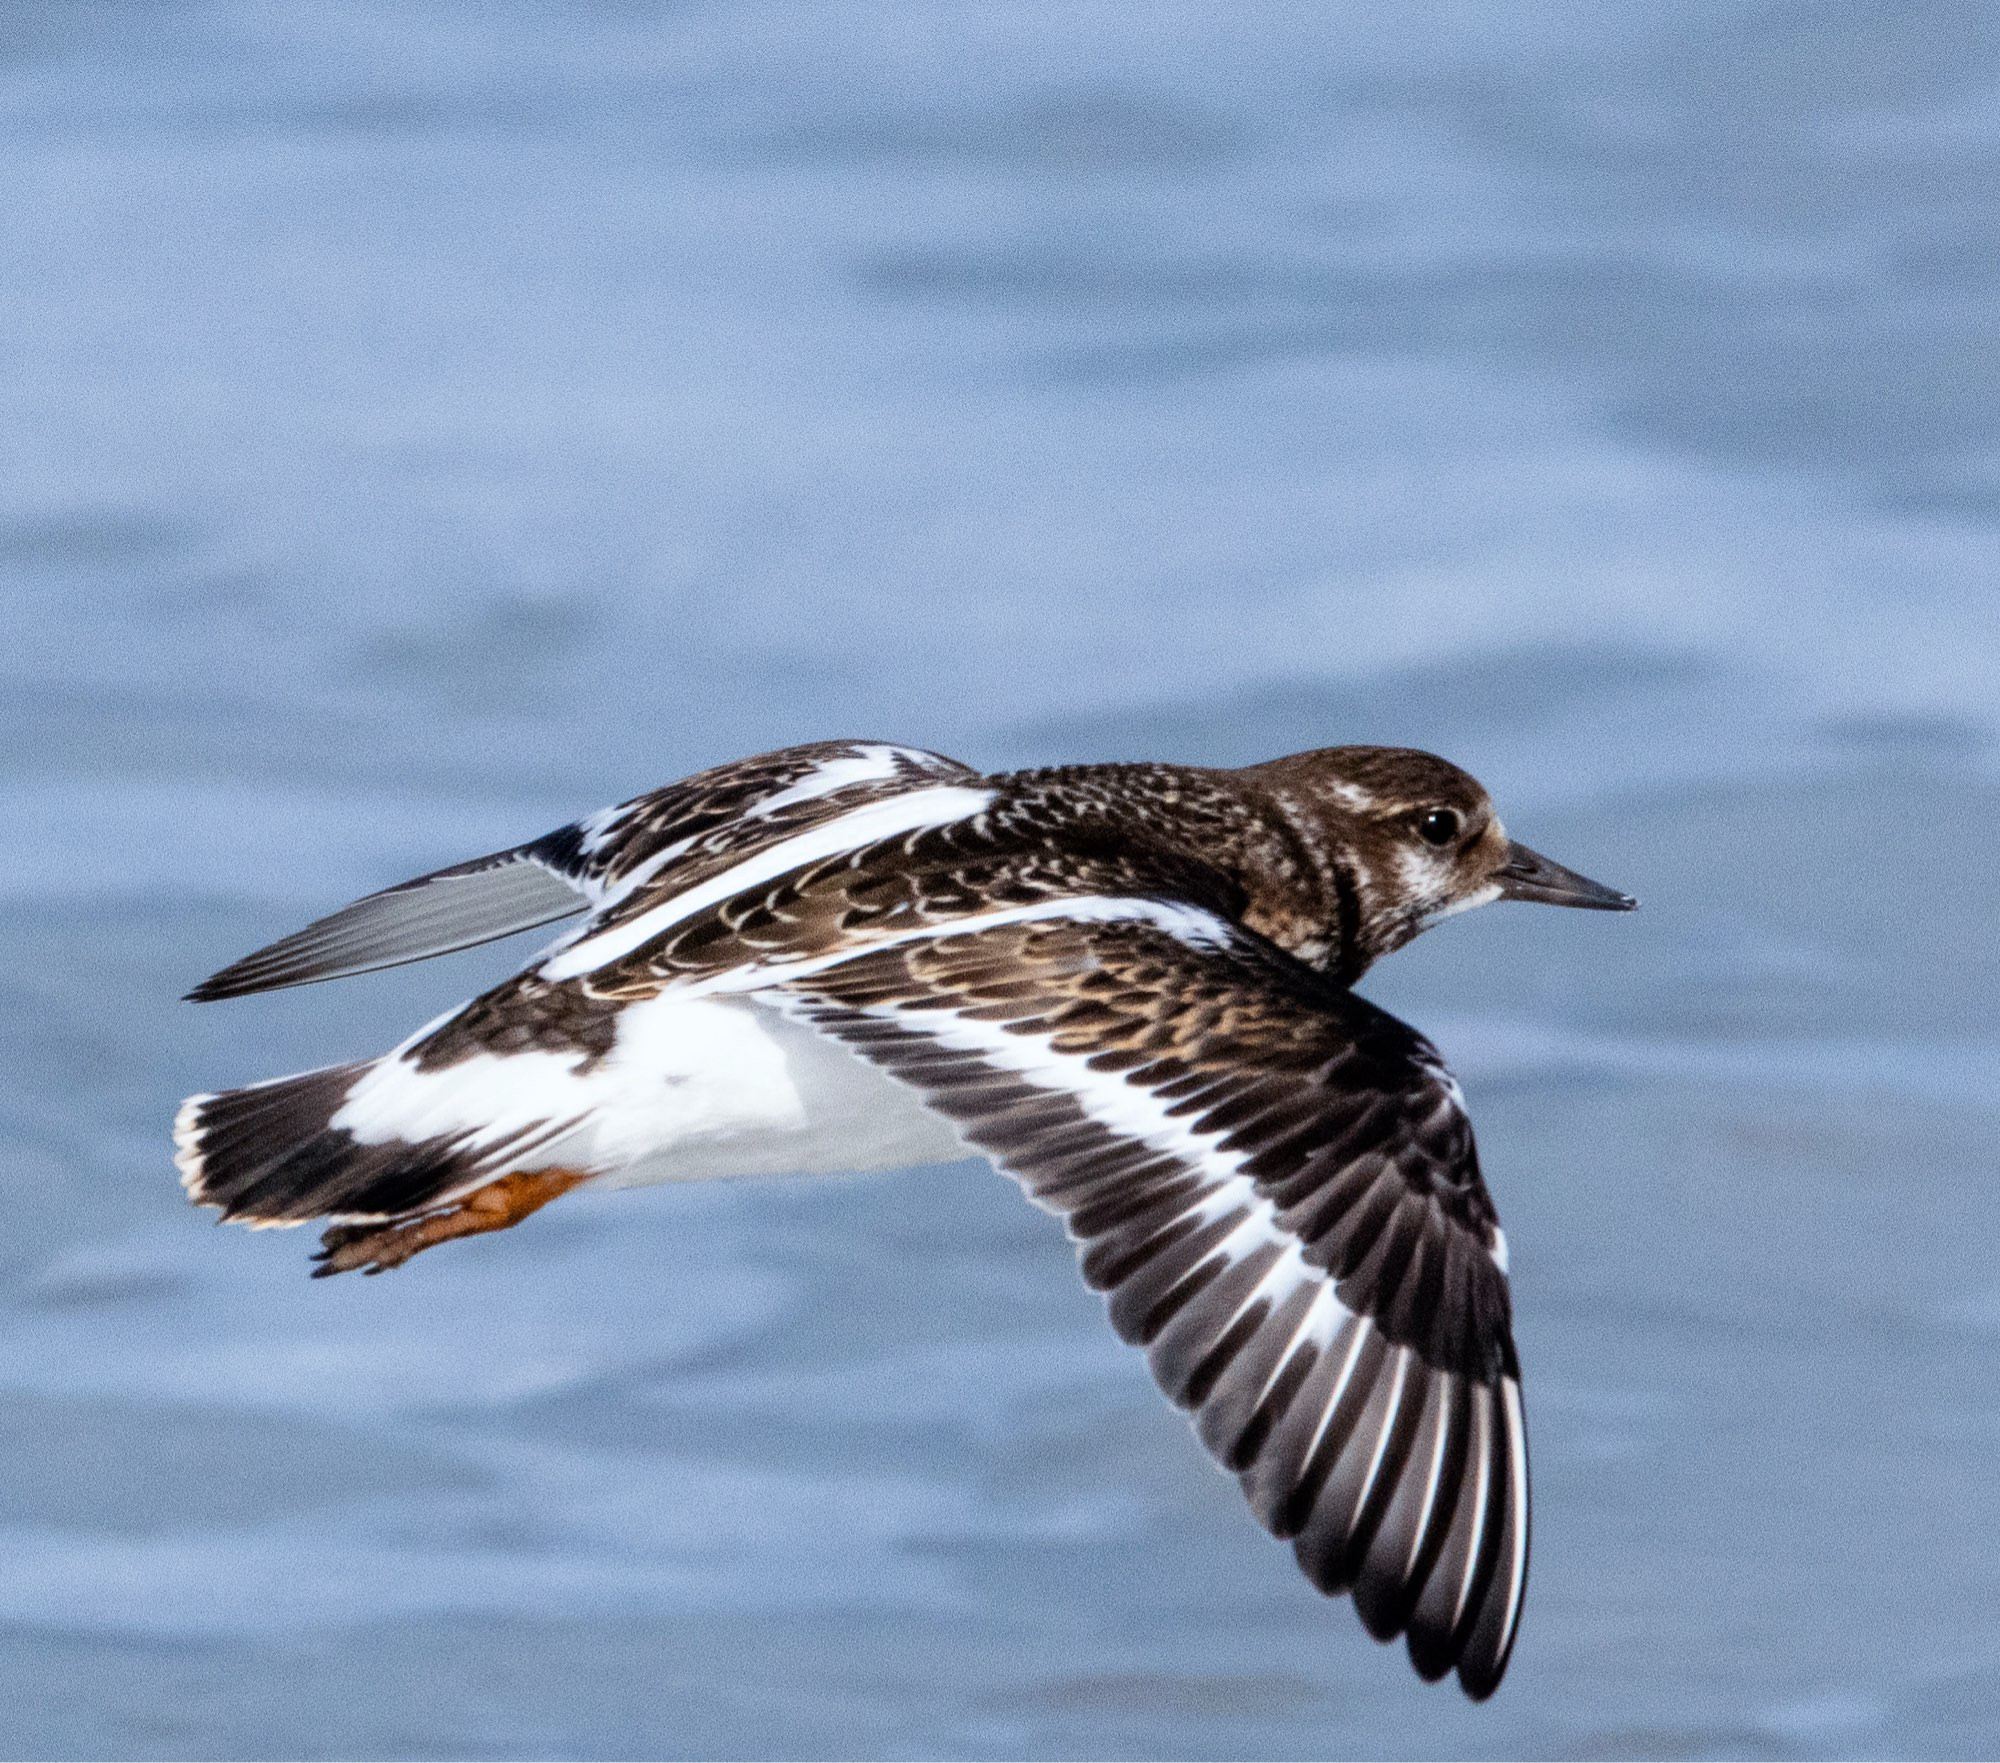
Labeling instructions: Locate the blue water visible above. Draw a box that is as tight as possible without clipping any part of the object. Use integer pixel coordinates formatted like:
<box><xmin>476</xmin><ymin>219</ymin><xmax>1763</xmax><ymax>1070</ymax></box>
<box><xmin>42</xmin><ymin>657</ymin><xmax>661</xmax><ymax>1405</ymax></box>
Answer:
<box><xmin>3</xmin><ymin>3</ymin><xmax>1999</xmax><ymax>1756</ymax></box>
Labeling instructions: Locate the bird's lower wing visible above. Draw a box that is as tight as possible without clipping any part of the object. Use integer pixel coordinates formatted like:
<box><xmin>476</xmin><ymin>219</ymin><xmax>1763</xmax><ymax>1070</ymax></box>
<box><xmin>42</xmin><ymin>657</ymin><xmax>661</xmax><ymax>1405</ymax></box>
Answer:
<box><xmin>781</xmin><ymin>907</ymin><xmax>1530</xmax><ymax>1700</ymax></box>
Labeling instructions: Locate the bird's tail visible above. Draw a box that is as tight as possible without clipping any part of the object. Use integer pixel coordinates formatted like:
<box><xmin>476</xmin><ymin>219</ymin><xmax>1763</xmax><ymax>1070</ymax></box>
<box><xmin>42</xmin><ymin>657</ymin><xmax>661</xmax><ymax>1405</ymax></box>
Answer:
<box><xmin>174</xmin><ymin>1060</ymin><xmax>509</xmax><ymax>1226</ymax></box>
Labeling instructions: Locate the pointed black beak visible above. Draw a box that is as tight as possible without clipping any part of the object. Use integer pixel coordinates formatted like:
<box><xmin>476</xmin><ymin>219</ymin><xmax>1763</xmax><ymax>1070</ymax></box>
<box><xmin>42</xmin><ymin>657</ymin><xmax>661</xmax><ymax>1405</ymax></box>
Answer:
<box><xmin>1493</xmin><ymin>841</ymin><xmax>1638</xmax><ymax>911</ymax></box>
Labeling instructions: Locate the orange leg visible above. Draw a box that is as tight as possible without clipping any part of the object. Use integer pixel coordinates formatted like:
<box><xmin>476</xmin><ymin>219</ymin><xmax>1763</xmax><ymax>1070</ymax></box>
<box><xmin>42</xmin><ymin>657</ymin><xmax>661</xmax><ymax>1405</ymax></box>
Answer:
<box><xmin>310</xmin><ymin>1167</ymin><xmax>591</xmax><ymax>1278</ymax></box>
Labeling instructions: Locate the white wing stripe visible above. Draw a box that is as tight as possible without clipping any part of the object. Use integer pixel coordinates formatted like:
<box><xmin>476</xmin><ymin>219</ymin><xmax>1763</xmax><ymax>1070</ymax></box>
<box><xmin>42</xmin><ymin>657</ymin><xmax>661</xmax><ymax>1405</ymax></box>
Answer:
<box><xmin>833</xmin><ymin>985</ymin><xmax>1336</xmax><ymax>1352</ymax></box>
<box><xmin>791</xmin><ymin>952</ymin><xmax>1262</xmax><ymax>1179</ymax></box>
<box><xmin>747</xmin><ymin>744</ymin><xmax>917</xmax><ymax>817</ymax></box>
<box><xmin>1253</xmin><ymin>1280</ymin><xmax>1351</xmax><ymax>1412</ymax></box>
<box><xmin>1404</xmin><ymin>1374</ymin><xmax>1456</xmax><ymax>1581</ymax></box>
<box><xmin>1229</xmin><ymin>1239</ymin><xmax>1314</xmax><ymax>1332</ymax></box>
<box><xmin>1177</xmin><ymin>1238</ymin><xmax>1331</xmax><ymax>1410</ymax></box>
<box><xmin>572</xmin><ymin>802</ymin><xmax>635</xmax><ymax>863</ymax></box>
<box><xmin>596</xmin><ymin>835</ymin><xmax>696</xmax><ymax>904</ymax></box>
<box><xmin>1497</xmin><ymin>1377</ymin><xmax>1531</xmax><ymax>1657</ymax></box>
<box><xmin>542</xmin><ymin>784</ymin><xmax>995</xmax><ymax>979</ymax></box>
<box><xmin>1296</xmin><ymin>1314</ymin><xmax>1375</xmax><ymax>1471</ymax></box>
<box><xmin>1139</xmin><ymin>1205</ymin><xmax>1289</xmax><ymax>1327</ymax></box>
<box><xmin>1345</xmin><ymin>1344</ymin><xmax>1415</xmax><ymax>1532</ymax></box>
<box><xmin>1450</xmin><ymin>1387</ymin><xmax>1495</xmax><ymax>1632</ymax></box>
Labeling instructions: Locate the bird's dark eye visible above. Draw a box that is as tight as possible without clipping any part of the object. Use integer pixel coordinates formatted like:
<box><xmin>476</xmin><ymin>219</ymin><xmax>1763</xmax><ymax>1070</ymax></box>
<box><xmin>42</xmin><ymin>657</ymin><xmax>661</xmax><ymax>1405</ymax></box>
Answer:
<box><xmin>1418</xmin><ymin>808</ymin><xmax>1462</xmax><ymax>847</ymax></box>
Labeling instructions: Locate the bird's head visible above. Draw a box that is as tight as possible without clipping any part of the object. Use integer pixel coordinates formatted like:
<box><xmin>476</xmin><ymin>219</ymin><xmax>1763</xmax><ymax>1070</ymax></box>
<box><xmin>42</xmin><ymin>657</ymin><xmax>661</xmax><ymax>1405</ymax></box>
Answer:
<box><xmin>1241</xmin><ymin>745</ymin><xmax>1636</xmax><ymax>976</ymax></box>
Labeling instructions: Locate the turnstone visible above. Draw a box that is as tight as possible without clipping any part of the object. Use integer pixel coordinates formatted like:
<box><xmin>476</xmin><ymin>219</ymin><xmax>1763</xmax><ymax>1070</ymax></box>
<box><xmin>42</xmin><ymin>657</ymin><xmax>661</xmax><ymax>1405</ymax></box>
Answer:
<box><xmin>175</xmin><ymin>739</ymin><xmax>1634</xmax><ymax>1699</ymax></box>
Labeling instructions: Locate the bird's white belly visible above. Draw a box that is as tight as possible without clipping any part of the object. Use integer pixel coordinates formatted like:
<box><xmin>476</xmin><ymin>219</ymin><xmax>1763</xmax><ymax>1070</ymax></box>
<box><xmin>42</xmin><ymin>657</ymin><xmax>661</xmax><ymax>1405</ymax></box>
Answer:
<box><xmin>566</xmin><ymin>991</ymin><xmax>967</xmax><ymax>1188</ymax></box>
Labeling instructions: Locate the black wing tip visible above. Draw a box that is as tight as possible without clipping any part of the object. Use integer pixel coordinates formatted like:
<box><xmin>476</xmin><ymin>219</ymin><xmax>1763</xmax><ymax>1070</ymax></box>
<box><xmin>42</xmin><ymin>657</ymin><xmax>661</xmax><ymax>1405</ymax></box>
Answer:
<box><xmin>183</xmin><ymin>959</ymin><xmax>326</xmax><ymax>1002</ymax></box>
<box><xmin>1399</xmin><ymin>1615</ymin><xmax>1513</xmax><ymax>1700</ymax></box>
<box><xmin>1405</xmin><ymin>1631</ymin><xmax>1457</xmax><ymax>1686</ymax></box>
<box><xmin>186</xmin><ymin>935</ymin><xmax>352</xmax><ymax>1001</ymax></box>
<box><xmin>1454</xmin><ymin>1648</ymin><xmax>1511</xmax><ymax>1702</ymax></box>
<box><xmin>184</xmin><ymin>968</ymin><xmax>264</xmax><ymax>1003</ymax></box>
<box><xmin>1302</xmin><ymin>1563</ymin><xmax>1512</xmax><ymax>1701</ymax></box>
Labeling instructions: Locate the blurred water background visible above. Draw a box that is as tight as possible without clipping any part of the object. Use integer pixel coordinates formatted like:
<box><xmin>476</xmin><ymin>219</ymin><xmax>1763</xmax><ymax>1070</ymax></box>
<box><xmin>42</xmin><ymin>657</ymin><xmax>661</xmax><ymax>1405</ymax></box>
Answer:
<box><xmin>3</xmin><ymin>2</ymin><xmax>1999</xmax><ymax>1756</ymax></box>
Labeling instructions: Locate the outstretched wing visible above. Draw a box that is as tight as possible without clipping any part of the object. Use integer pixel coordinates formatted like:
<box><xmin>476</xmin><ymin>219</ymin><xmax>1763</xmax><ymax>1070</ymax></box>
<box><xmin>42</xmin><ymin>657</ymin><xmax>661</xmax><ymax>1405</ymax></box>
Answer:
<box><xmin>187</xmin><ymin>740</ymin><xmax>974</xmax><ymax>1000</ymax></box>
<box><xmin>782</xmin><ymin>906</ymin><xmax>1528</xmax><ymax>1699</ymax></box>
<box><xmin>184</xmin><ymin>845</ymin><xmax>595</xmax><ymax>1001</ymax></box>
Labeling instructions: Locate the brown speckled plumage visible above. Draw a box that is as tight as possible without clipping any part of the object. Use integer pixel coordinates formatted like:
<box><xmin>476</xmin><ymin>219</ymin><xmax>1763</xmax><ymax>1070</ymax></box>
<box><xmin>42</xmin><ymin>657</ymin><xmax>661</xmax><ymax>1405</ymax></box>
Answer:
<box><xmin>176</xmin><ymin>735</ymin><xmax>1635</xmax><ymax>1703</ymax></box>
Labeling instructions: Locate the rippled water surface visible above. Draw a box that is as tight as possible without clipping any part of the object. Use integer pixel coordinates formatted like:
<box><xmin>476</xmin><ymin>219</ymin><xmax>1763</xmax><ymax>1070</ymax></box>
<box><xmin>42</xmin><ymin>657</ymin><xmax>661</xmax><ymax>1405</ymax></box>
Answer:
<box><xmin>4</xmin><ymin>3</ymin><xmax>1999</xmax><ymax>1757</ymax></box>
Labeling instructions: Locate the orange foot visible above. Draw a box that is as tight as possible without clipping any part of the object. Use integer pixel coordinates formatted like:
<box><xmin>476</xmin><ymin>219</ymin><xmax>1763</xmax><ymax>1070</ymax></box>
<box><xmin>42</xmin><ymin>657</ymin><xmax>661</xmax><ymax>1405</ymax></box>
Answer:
<box><xmin>310</xmin><ymin>1167</ymin><xmax>591</xmax><ymax>1278</ymax></box>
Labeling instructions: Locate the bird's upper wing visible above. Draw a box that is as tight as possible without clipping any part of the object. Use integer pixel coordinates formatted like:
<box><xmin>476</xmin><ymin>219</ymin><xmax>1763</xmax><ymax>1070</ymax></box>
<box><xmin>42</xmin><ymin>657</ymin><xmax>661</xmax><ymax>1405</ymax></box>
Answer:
<box><xmin>186</xmin><ymin>741</ymin><xmax>975</xmax><ymax>1000</ymax></box>
<box><xmin>780</xmin><ymin>904</ymin><xmax>1529</xmax><ymax>1699</ymax></box>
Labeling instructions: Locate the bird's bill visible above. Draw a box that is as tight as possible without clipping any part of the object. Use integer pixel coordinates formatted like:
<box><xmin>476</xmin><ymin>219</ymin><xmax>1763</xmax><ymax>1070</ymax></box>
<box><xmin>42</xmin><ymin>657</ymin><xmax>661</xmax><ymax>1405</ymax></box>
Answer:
<box><xmin>1493</xmin><ymin>841</ymin><xmax>1638</xmax><ymax>911</ymax></box>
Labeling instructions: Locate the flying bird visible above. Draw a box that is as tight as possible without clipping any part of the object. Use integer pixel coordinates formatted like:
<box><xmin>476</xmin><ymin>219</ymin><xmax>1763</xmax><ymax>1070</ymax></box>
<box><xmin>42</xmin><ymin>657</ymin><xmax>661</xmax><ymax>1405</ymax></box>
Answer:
<box><xmin>175</xmin><ymin>739</ymin><xmax>1635</xmax><ymax>1699</ymax></box>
